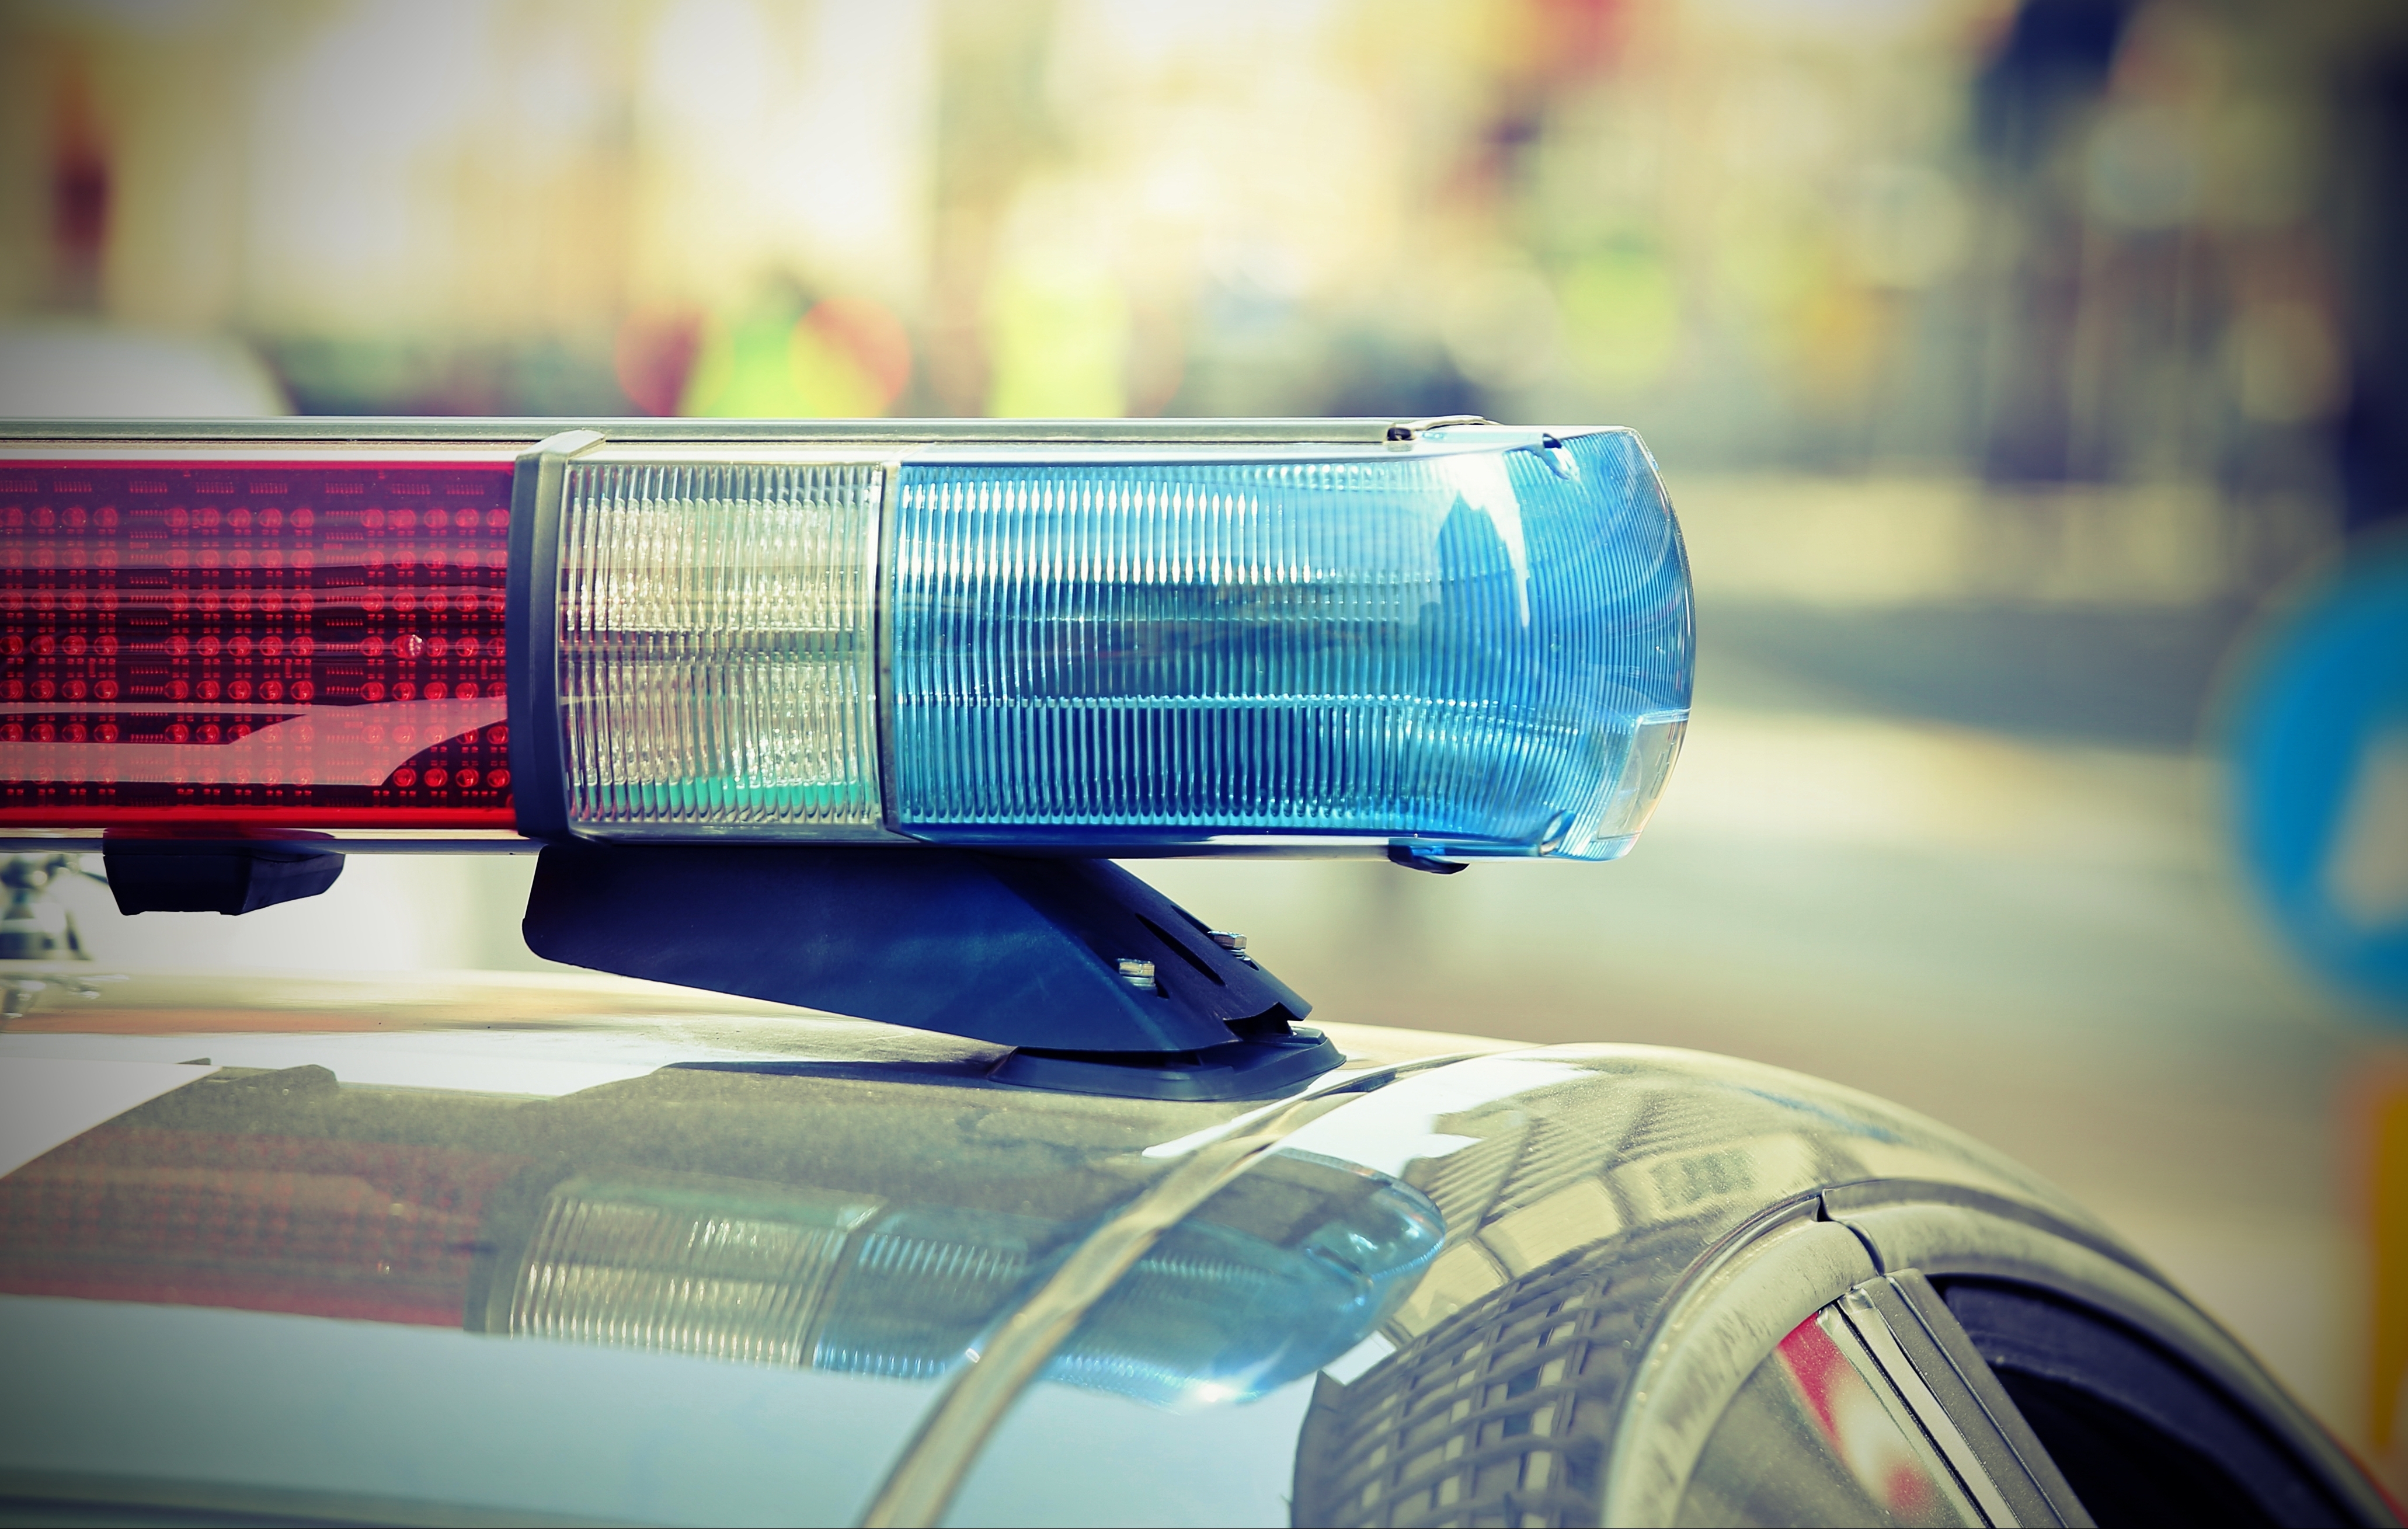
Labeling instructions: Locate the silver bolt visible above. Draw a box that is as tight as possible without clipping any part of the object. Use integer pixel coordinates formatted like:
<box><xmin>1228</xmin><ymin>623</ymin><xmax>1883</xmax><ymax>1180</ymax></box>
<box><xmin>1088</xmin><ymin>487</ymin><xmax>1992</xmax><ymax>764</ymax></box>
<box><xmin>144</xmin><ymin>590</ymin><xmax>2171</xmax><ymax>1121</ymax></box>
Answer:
<box><xmin>1115</xmin><ymin>957</ymin><xmax>1158</xmax><ymax>991</ymax></box>
<box><xmin>1207</xmin><ymin>931</ymin><xmax>1247</xmax><ymax>953</ymax></box>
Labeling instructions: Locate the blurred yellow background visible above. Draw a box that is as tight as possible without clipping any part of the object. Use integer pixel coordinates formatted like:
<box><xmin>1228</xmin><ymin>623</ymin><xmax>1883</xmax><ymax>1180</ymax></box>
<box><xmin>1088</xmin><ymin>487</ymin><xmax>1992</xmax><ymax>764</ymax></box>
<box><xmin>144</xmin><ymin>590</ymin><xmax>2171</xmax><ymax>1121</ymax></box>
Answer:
<box><xmin>6</xmin><ymin>0</ymin><xmax>2408</xmax><ymax>1485</ymax></box>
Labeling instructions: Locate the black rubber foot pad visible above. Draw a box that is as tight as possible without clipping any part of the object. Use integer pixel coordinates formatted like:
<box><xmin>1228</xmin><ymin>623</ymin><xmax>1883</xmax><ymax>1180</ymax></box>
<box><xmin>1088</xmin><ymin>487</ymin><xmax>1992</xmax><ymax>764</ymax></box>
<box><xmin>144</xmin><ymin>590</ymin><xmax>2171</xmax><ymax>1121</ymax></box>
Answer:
<box><xmin>990</xmin><ymin>1029</ymin><xmax>1344</xmax><ymax>1101</ymax></box>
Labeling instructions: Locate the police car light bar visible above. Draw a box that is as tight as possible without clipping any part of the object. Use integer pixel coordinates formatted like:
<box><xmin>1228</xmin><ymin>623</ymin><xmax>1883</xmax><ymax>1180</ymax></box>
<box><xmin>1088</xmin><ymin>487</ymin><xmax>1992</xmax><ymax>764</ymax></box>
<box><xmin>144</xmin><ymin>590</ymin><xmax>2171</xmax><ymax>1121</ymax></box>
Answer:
<box><xmin>1</xmin><ymin>417</ymin><xmax>1693</xmax><ymax>862</ymax></box>
<box><xmin>1</xmin><ymin>417</ymin><xmax>1693</xmax><ymax>1097</ymax></box>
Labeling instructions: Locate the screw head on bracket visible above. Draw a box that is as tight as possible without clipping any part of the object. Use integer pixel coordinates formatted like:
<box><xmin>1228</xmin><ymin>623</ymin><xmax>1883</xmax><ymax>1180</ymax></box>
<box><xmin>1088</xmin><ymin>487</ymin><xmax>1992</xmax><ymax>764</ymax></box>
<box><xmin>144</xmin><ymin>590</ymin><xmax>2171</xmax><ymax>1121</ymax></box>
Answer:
<box><xmin>1208</xmin><ymin>931</ymin><xmax>1259</xmax><ymax>967</ymax></box>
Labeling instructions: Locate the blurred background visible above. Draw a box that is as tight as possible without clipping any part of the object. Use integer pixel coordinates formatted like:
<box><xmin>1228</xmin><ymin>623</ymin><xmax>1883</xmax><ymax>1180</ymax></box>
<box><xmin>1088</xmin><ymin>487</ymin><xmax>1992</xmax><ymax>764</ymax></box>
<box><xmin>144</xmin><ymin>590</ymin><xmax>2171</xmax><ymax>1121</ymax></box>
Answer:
<box><xmin>6</xmin><ymin>0</ymin><xmax>2408</xmax><ymax>1486</ymax></box>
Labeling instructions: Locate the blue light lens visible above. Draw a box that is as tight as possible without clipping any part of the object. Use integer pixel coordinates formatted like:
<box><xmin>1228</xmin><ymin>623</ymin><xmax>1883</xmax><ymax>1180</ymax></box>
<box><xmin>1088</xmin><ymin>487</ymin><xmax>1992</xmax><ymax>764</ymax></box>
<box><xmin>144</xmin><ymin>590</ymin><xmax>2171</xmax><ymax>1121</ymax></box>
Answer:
<box><xmin>888</xmin><ymin>428</ymin><xmax>1692</xmax><ymax>859</ymax></box>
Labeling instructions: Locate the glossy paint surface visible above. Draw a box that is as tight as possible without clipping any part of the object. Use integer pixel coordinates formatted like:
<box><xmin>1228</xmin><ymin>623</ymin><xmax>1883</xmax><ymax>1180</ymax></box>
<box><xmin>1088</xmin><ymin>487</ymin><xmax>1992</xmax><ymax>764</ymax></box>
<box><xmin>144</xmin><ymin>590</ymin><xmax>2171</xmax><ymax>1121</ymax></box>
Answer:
<box><xmin>0</xmin><ymin>969</ymin><xmax>2122</xmax><ymax>1526</ymax></box>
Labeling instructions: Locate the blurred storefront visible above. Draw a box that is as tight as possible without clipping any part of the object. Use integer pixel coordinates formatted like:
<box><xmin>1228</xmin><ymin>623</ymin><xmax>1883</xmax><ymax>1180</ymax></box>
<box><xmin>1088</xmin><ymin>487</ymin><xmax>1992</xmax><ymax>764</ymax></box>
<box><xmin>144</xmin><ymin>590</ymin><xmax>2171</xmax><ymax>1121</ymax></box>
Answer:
<box><xmin>0</xmin><ymin>0</ymin><xmax>2383</xmax><ymax>493</ymax></box>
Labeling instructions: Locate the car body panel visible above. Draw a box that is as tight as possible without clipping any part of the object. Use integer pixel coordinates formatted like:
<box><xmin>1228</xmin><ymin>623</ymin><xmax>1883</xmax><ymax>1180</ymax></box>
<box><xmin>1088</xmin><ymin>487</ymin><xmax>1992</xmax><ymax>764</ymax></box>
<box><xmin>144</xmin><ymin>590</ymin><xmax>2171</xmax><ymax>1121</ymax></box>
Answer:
<box><xmin>0</xmin><ymin>966</ymin><xmax>2376</xmax><ymax>1527</ymax></box>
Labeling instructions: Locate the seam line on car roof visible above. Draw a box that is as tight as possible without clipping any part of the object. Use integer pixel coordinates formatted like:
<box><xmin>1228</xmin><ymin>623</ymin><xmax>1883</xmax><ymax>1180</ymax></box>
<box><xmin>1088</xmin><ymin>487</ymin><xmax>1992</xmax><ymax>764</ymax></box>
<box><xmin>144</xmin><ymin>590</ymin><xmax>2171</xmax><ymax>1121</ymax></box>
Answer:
<box><xmin>855</xmin><ymin>1059</ymin><xmax>1440</xmax><ymax>1528</ymax></box>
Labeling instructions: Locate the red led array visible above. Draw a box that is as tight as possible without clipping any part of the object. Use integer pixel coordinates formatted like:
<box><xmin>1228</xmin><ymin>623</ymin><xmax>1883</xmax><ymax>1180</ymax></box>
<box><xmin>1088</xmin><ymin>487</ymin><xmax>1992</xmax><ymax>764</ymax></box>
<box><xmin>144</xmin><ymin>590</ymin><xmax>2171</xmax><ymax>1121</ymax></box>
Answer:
<box><xmin>0</xmin><ymin>459</ymin><xmax>516</xmax><ymax>827</ymax></box>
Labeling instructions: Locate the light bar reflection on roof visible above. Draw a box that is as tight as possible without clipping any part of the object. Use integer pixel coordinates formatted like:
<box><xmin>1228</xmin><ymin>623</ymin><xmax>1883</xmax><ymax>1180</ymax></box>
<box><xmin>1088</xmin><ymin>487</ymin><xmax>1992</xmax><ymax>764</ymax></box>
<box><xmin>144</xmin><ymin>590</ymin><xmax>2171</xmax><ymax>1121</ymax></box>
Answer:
<box><xmin>510</xmin><ymin>1158</ymin><xmax>1444</xmax><ymax>1406</ymax></box>
<box><xmin>0</xmin><ymin>1113</ymin><xmax>1444</xmax><ymax>1408</ymax></box>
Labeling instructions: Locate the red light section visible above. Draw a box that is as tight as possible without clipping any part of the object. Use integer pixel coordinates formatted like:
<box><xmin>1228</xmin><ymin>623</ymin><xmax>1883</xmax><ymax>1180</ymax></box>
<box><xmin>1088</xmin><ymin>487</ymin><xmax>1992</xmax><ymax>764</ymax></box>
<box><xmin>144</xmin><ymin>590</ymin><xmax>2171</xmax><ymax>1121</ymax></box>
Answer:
<box><xmin>0</xmin><ymin>459</ymin><xmax>515</xmax><ymax>828</ymax></box>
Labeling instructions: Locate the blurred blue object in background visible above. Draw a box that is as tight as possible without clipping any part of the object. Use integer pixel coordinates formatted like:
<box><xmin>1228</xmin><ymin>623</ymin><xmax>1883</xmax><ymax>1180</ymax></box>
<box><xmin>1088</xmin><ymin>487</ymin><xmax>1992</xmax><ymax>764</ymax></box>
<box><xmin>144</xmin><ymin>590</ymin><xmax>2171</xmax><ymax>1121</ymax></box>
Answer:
<box><xmin>2229</xmin><ymin>535</ymin><xmax>2408</xmax><ymax>1014</ymax></box>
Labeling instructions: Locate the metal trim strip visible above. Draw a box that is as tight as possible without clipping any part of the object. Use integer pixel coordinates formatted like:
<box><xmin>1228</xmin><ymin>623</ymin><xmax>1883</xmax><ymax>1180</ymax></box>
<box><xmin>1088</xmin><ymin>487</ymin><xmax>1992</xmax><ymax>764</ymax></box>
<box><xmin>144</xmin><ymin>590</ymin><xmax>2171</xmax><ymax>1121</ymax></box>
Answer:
<box><xmin>872</xmin><ymin>455</ymin><xmax>904</xmax><ymax>838</ymax></box>
<box><xmin>1598</xmin><ymin>1201</ymin><xmax>1879</xmax><ymax>1526</ymax></box>
<box><xmin>505</xmin><ymin>430</ymin><xmax>602</xmax><ymax>841</ymax></box>
<box><xmin>1835</xmin><ymin>1196</ymin><xmax>2398</xmax><ymax>1529</ymax></box>
<box><xmin>0</xmin><ymin>417</ymin><xmax>1414</xmax><ymax>445</ymax></box>
<box><xmin>1884</xmin><ymin>1269</ymin><xmax>2092</xmax><ymax>1527</ymax></box>
<box><xmin>854</xmin><ymin>1059</ymin><xmax>1463</xmax><ymax>1529</ymax></box>
<box><xmin>1840</xmin><ymin>1283</ymin><xmax>2027</xmax><ymax>1525</ymax></box>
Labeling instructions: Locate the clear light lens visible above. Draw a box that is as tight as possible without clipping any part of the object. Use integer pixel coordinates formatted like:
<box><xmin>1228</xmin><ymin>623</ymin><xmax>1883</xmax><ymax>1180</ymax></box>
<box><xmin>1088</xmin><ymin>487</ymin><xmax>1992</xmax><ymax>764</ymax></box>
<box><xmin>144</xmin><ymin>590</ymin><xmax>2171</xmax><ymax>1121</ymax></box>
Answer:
<box><xmin>556</xmin><ymin>460</ymin><xmax>882</xmax><ymax>835</ymax></box>
<box><xmin>888</xmin><ymin>429</ymin><xmax>1692</xmax><ymax>859</ymax></box>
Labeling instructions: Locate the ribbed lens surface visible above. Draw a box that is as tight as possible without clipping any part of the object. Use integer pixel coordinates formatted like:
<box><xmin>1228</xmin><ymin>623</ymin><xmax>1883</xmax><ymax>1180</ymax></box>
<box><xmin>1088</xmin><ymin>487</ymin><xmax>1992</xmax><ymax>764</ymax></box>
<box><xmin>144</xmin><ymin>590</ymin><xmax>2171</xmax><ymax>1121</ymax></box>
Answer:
<box><xmin>556</xmin><ymin>461</ymin><xmax>881</xmax><ymax>834</ymax></box>
<box><xmin>889</xmin><ymin>430</ymin><xmax>1691</xmax><ymax>858</ymax></box>
<box><xmin>510</xmin><ymin>1177</ymin><xmax>877</xmax><ymax>1366</ymax></box>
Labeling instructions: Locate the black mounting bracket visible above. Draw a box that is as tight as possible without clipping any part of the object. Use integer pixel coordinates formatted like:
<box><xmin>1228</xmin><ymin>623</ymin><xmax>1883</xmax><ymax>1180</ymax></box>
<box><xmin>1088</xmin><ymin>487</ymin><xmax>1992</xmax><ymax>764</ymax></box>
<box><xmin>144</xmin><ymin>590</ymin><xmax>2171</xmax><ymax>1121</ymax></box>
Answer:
<box><xmin>521</xmin><ymin>842</ymin><xmax>1342</xmax><ymax>1101</ymax></box>
<box><xmin>102</xmin><ymin>842</ymin><xmax>345</xmax><ymax>915</ymax></box>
